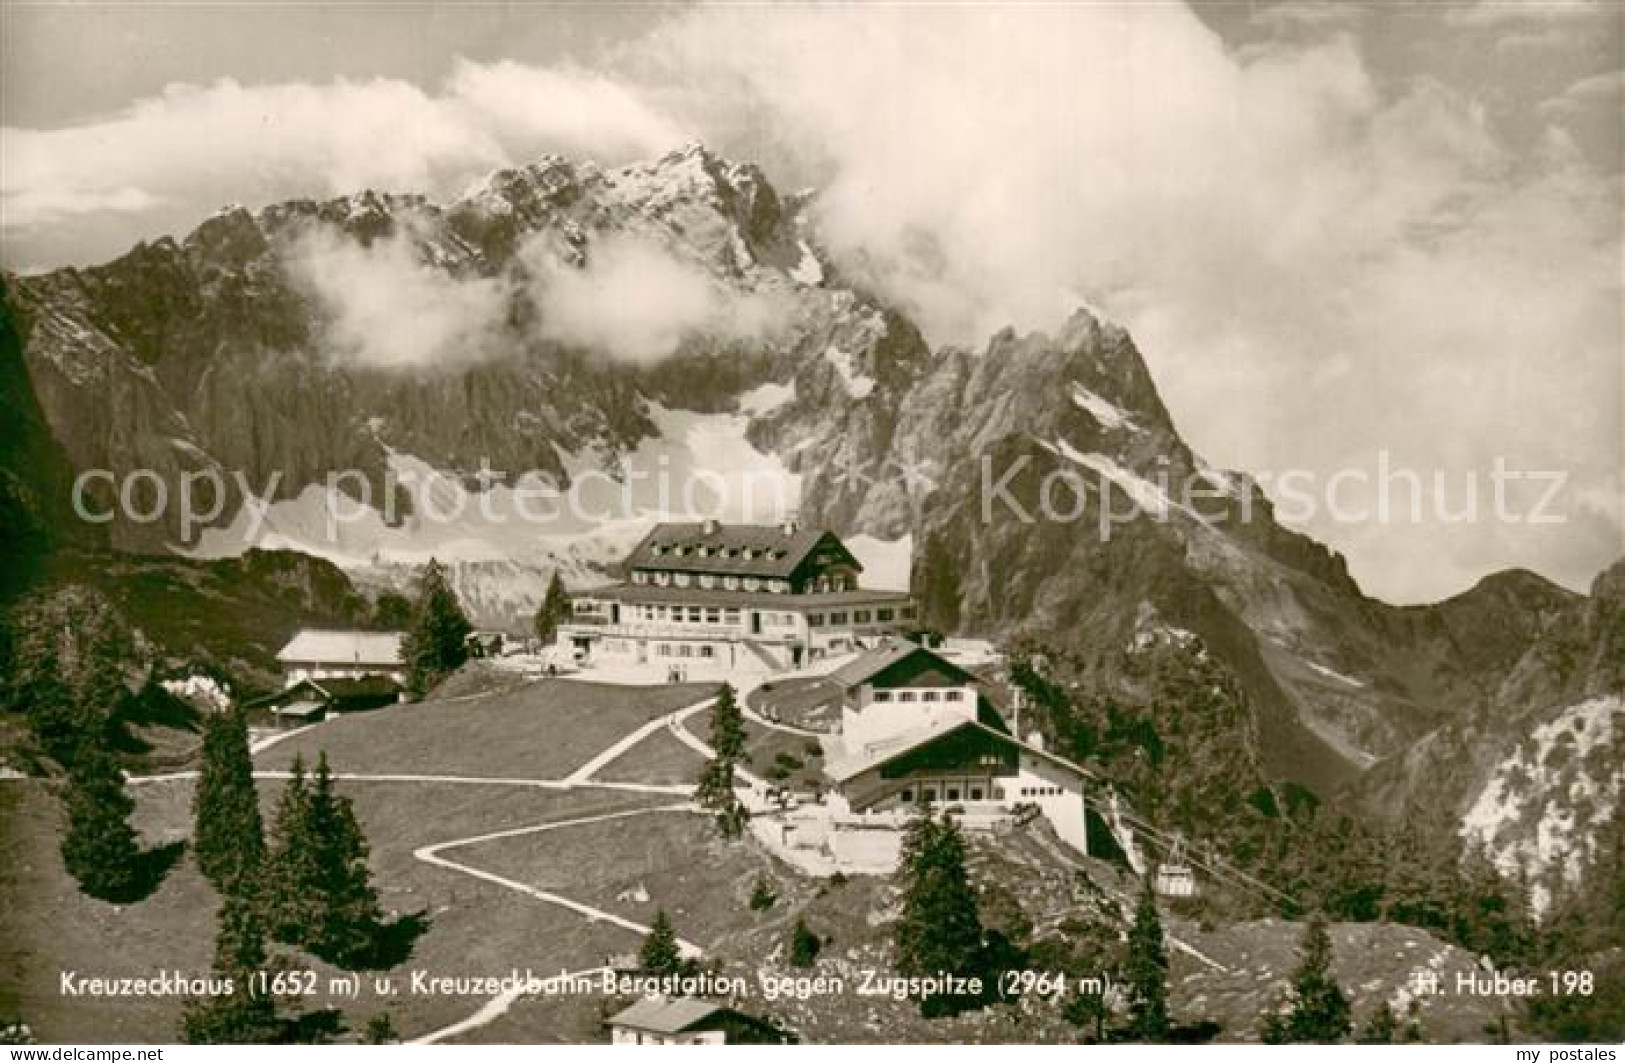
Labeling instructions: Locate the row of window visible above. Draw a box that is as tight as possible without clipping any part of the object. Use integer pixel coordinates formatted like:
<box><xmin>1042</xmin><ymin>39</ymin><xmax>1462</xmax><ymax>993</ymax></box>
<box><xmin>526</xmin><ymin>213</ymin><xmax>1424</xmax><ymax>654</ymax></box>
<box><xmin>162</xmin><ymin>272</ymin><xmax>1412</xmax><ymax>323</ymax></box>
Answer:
<box><xmin>871</xmin><ymin>688</ymin><xmax>965</xmax><ymax>703</ymax></box>
<box><xmin>899</xmin><ymin>785</ymin><xmax>995</xmax><ymax>803</ymax></box>
<box><xmin>807</xmin><ymin>606</ymin><xmax>909</xmax><ymax>627</ymax></box>
<box><xmin>892</xmin><ymin>781</ymin><xmax>1075</xmax><ymax>805</ymax></box>
<box><xmin>631</xmin><ymin>570</ymin><xmax>791</xmax><ymax>593</ymax></box>
<box><xmin>649</xmin><ymin>543</ymin><xmax>785</xmax><ymax>561</ymax></box>
<box><xmin>631</xmin><ymin>604</ymin><xmax>743</xmax><ymax>626</ymax></box>
<box><xmin>653</xmin><ymin>643</ymin><xmax>718</xmax><ymax>659</ymax></box>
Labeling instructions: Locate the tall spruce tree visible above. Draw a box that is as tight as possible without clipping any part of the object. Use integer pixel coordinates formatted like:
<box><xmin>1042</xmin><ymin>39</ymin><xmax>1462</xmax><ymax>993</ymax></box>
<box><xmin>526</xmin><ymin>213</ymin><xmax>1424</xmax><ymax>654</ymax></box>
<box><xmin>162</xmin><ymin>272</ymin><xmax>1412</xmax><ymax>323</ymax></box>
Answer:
<box><xmin>532</xmin><ymin>571</ymin><xmax>571</xmax><ymax>644</ymax></box>
<box><xmin>1261</xmin><ymin>914</ymin><xmax>1351</xmax><ymax>1044</ymax></box>
<box><xmin>181</xmin><ymin>890</ymin><xmax>283</xmax><ymax>1044</ymax></box>
<box><xmin>263</xmin><ymin>753</ymin><xmax>384</xmax><ymax>968</ymax></box>
<box><xmin>893</xmin><ymin>810</ymin><xmax>984</xmax><ymax>1015</ymax></box>
<box><xmin>401</xmin><ymin>559</ymin><xmax>472</xmax><ymax>696</ymax></box>
<box><xmin>263</xmin><ymin>756</ymin><xmax>324</xmax><ymax>947</ymax></box>
<box><xmin>709</xmin><ymin>684</ymin><xmax>745</xmax><ymax>762</ymax></box>
<box><xmin>916</xmin><ymin>534</ymin><xmax>961</xmax><ymax>633</ymax></box>
<box><xmin>59</xmin><ymin>748</ymin><xmax>143</xmax><ymax>902</ymax></box>
<box><xmin>640</xmin><ymin>909</ymin><xmax>683</xmax><ymax>975</ymax></box>
<box><xmin>1123</xmin><ymin>881</ymin><xmax>1171</xmax><ymax>1041</ymax></box>
<box><xmin>193</xmin><ymin>707</ymin><xmax>265</xmax><ymax>895</ymax></box>
<box><xmin>304</xmin><ymin>752</ymin><xmax>383</xmax><ymax>967</ymax></box>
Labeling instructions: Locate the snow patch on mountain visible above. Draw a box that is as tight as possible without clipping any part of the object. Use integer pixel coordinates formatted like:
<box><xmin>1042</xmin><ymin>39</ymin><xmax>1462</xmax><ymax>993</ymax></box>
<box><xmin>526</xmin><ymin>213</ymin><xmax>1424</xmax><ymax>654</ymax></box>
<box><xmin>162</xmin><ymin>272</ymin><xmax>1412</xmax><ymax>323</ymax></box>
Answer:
<box><xmin>845</xmin><ymin>533</ymin><xmax>913</xmax><ymax>591</ymax></box>
<box><xmin>1052</xmin><ymin>440</ymin><xmax>1208</xmax><ymax>524</ymax></box>
<box><xmin>738</xmin><ymin>381</ymin><xmax>796</xmax><ymax>417</ymax></box>
<box><xmin>640</xmin><ymin>402</ymin><xmax>802</xmax><ymax>521</ymax></box>
<box><xmin>1070</xmin><ymin>383</ymin><xmax>1137</xmax><ymax>431</ymax></box>
<box><xmin>1305</xmin><ymin>661</ymin><xmax>1367</xmax><ymax>688</ymax></box>
<box><xmin>790</xmin><ymin>240</ymin><xmax>824</xmax><ymax>285</ymax></box>
<box><xmin>182</xmin><ymin>402</ymin><xmax>804</xmax><ymax>626</ymax></box>
<box><xmin>824</xmin><ymin>345</ymin><xmax>875</xmax><ymax>400</ymax></box>
<box><xmin>1460</xmin><ymin>694</ymin><xmax>1621</xmax><ymax>916</ymax></box>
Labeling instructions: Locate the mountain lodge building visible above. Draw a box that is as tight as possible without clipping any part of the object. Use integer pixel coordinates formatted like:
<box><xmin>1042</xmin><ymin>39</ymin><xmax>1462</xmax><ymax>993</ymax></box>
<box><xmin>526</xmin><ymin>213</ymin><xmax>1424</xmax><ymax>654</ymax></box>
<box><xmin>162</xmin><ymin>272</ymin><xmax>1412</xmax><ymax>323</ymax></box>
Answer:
<box><xmin>818</xmin><ymin>639</ymin><xmax>1094</xmax><ymax>855</ymax></box>
<box><xmin>558</xmin><ymin>520</ymin><xmax>917</xmax><ymax>677</ymax></box>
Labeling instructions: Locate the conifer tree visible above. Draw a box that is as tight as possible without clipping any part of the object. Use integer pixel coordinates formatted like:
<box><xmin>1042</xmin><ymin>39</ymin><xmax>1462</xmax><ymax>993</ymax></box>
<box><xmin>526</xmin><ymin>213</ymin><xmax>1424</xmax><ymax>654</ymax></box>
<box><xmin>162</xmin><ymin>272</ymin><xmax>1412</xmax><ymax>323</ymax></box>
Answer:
<box><xmin>263</xmin><ymin>753</ymin><xmax>384</xmax><ymax>968</ymax></box>
<box><xmin>264</xmin><ymin>756</ymin><xmax>320</xmax><ymax>945</ymax></box>
<box><xmin>532</xmin><ymin>571</ymin><xmax>571</xmax><ymax>644</ymax></box>
<box><xmin>640</xmin><ymin>910</ymin><xmax>683</xmax><ymax>975</ymax></box>
<box><xmin>193</xmin><ymin>707</ymin><xmax>265</xmax><ymax>895</ymax></box>
<box><xmin>371</xmin><ymin>593</ymin><xmax>413</xmax><ymax>631</ymax></box>
<box><xmin>896</xmin><ymin>801</ymin><xmax>941</xmax><ymax>881</ymax></box>
<box><xmin>1453</xmin><ymin>842</ymin><xmax>1535</xmax><ymax>968</ymax></box>
<box><xmin>181</xmin><ymin>890</ymin><xmax>283</xmax><ymax>1044</ymax></box>
<box><xmin>693</xmin><ymin>755</ymin><xmax>746</xmax><ymax>839</ymax></box>
<box><xmin>917</xmin><ymin>534</ymin><xmax>961</xmax><ymax>633</ymax></box>
<box><xmin>305</xmin><ymin>752</ymin><xmax>383</xmax><ymax>966</ymax></box>
<box><xmin>362</xmin><ymin>1013</ymin><xmax>399</xmax><ymax>1044</ymax></box>
<box><xmin>708</xmin><ymin>684</ymin><xmax>745</xmax><ymax>762</ymax></box>
<box><xmin>1261</xmin><ymin>913</ymin><xmax>1351</xmax><ymax>1044</ymax></box>
<box><xmin>59</xmin><ymin>748</ymin><xmax>143</xmax><ymax>901</ymax></box>
<box><xmin>1123</xmin><ymin>881</ymin><xmax>1171</xmax><ymax>1041</ymax></box>
<box><xmin>893</xmin><ymin>810</ymin><xmax>984</xmax><ymax>1015</ymax></box>
<box><xmin>8</xmin><ymin>586</ymin><xmax>138</xmax><ymax>767</ymax></box>
<box><xmin>1358</xmin><ymin>1001</ymin><xmax>1398</xmax><ymax>1044</ymax></box>
<box><xmin>401</xmin><ymin>559</ymin><xmax>472</xmax><ymax>696</ymax></box>
<box><xmin>788</xmin><ymin>917</ymin><xmax>821</xmax><ymax>968</ymax></box>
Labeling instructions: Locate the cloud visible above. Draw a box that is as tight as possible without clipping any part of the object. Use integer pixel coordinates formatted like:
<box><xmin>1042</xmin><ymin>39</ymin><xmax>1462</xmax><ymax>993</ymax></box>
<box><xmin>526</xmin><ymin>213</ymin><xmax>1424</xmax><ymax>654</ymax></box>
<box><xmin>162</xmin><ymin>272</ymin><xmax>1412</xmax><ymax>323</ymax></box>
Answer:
<box><xmin>0</xmin><ymin>59</ymin><xmax>684</xmax><ymax>236</ymax></box>
<box><xmin>522</xmin><ymin>232</ymin><xmax>781</xmax><ymax>364</ymax></box>
<box><xmin>1</xmin><ymin>185</ymin><xmax>159</xmax><ymax>228</ymax></box>
<box><xmin>283</xmin><ymin>222</ymin><xmax>780</xmax><ymax>370</ymax></box>
<box><xmin>1538</xmin><ymin>69</ymin><xmax>1625</xmax><ymax>119</ymax></box>
<box><xmin>286</xmin><ymin>224</ymin><xmax>512</xmax><ymax>370</ymax></box>
<box><xmin>1442</xmin><ymin>0</ymin><xmax>1611</xmax><ymax>28</ymax></box>
<box><xmin>1250</xmin><ymin>2</ymin><xmax>1369</xmax><ymax>33</ymax></box>
<box><xmin>645</xmin><ymin>4</ymin><xmax>1621</xmax><ymax>600</ymax></box>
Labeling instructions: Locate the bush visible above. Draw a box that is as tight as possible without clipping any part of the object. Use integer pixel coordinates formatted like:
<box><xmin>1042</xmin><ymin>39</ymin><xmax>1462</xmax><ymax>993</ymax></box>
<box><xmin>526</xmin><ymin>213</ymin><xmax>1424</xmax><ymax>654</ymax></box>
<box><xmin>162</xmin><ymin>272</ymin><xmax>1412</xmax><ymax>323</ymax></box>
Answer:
<box><xmin>748</xmin><ymin>875</ymin><xmax>777</xmax><ymax>912</ymax></box>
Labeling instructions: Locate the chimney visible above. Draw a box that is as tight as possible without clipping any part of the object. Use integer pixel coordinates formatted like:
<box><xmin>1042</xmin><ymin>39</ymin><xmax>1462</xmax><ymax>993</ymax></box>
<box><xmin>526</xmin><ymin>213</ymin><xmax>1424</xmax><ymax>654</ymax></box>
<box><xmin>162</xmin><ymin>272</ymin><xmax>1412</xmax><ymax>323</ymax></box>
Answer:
<box><xmin>780</xmin><ymin>512</ymin><xmax>800</xmax><ymax>536</ymax></box>
<box><xmin>701</xmin><ymin>517</ymin><xmax>719</xmax><ymax>536</ymax></box>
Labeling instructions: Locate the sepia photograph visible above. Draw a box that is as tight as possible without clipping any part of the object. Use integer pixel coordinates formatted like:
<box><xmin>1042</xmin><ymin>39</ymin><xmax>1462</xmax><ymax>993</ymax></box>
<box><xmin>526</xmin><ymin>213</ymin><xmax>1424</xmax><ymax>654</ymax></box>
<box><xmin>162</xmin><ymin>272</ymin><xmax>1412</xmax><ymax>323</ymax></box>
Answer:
<box><xmin>0</xmin><ymin>0</ymin><xmax>1620</xmax><ymax>1050</ymax></box>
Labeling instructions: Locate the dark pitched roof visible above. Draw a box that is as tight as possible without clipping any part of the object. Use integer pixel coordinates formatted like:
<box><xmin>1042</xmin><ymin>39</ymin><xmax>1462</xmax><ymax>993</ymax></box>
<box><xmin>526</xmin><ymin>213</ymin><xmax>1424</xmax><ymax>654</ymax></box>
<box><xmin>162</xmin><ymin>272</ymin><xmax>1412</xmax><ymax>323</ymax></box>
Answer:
<box><xmin>308</xmin><ymin>675</ymin><xmax>402</xmax><ymax>699</ymax></box>
<box><xmin>623</xmin><ymin>522</ymin><xmax>858</xmax><ymax>579</ymax></box>
<box><xmin>828</xmin><ymin>639</ymin><xmax>977</xmax><ymax>690</ymax></box>
<box><xmin>243</xmin><ymin>674</ymin><xmax>402</xmax><ymax>709</ymax></box>
<box><xmin>829</xmin><ymin>717</ymin><xmax>1099</xmax><ymax>784</ymax></box>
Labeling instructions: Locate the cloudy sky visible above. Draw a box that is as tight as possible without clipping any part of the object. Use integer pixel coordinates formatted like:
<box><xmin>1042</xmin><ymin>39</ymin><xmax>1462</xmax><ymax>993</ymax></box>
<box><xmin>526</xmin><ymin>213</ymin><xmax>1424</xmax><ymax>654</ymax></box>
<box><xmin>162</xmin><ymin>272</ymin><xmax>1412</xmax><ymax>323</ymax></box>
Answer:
<box><xmin>1</xmin><ymin>1</ymin><xmax>1620</xmax><ymax>603</ymax></box>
